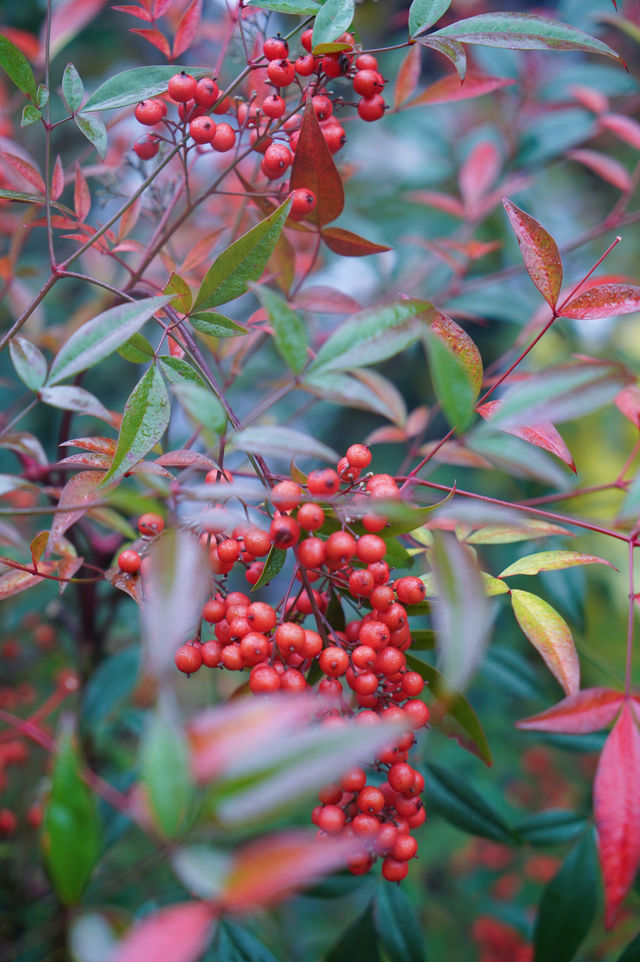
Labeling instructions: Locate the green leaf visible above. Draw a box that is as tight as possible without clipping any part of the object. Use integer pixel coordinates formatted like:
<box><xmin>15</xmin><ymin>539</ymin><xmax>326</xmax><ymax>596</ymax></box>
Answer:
<box><xmin>251</xmin><ymin>546</ymin><xmax>286</xmax><ymax>591</ymax></box>
<box><xmin>246</xmin><ymin>0</ymin><xmax>321</xmax><ymax>12</ymax></box>
<box><xmin>312</xmin><ymin>0</ymin><xmax>355</xmax><ymax>50</ymax></box>
<box><xmin>101</xmin><ymin>365</ymin><xmax>170</xmax><ymax>485</ymax></box>
<box><xmin>117</xmin><ymin>332</ymin><xmax>156</xmax><ymax>364</ymax></box>
<box><xmin>62</xmin><ymin>63</ymin><xmax>84</xmax><ymax>112</ymax></box>
<box><xmin>405</xmin><ymin>653</ymin><xmax>492</xmax><ymax>765</ymax></box>
<box><xmin>172</xmin><ymin>381</ymin><xmax>227</xmax><ymax>443</ymax></box>
<box><xmin>423</xmin><ymin>327</ymin><xmax>477</xmax><ymax>432</ymax></box>
<box><xmin>254</xmin><ymin>286</ymin><xmax>308</xmax><ymax>374</ymax></box>
<box><xmin>409</xmin><ymin>0</ymin><xmax>452</xmax><ymax>38</ymax></box>
<box><xmin>75</xmin><ymin>113</ymin><xmax>108</xmax><ymax>159</ymax></box>
<box><xmin>164</xmin><ymin>272</ymin><xmax>193</xmax><ymax>313</ymax></box>
<box><xmin>499</xmin><ymin>550</ymin><xmax>615</xmax><ymax>578</ymax></box>
<box><xmin>82</xmin><ymin>65</ymin><xmax>211</xmax><ymax>111</ymax></box>
<box><xmin>372</xmin><ymin>884</ymin><xmax>425</xmax><ymax>962</ymax></box>
<box><xmin>0</xmin><ymin>33</ymin><xmax>37</xmax><ymax>101</ymax></box>
<box><xmin>189</xmin><ymin>313</ymin><xmax>248</xmax><ymax>338</ymax></box>
<box><xmin>424</xmin><ymin>762</ymin><xmax>512</xmax><ymax>842</ymax></box>
<box><xmin>159</xmin><ymin>355</ymin><xmax>206</xmax><ymax>388</ymax></box>
<box><xmin>194</xmin><ymin>198</ymin><xmax>292</xmax><ymax>310</ymax></box>
<box><xmin>81</xmin><ymin>647</ymin><xmax>141</xmax><ymax>729</ymax></box>
<box><xmin>215</xmin><ymin>920</ymin><xmax>279</xmax><ymax>962</ymax></box>
<box><xmin>20</xmin><ymin>104</ymin><xmax>41</xmax><ymax>127</ymax></box>
<box><xmin>42</xmin><ymin>725</ymin><xmax>101</xmax><ymax>904</ymax></box>
<box><xmin>325</xmin><ymin>904</ymin><xmax>381</xmax><ymax>962</ymax></box>
<box><xmin>39</xmin><ymin>385</ymin><xmax>113</xmax><ymax>423</ymax></box>
<box><xmin>9</xmin><ymin>335</ymin><xmax>47</xmax><ymax>391</ymax></box>
<box><xmin>432</xmin><ymin>12</ymin><xmax>622</xmax><ymax>62</ymax></box>
<box><xmin>533</xmin><ymin>830</ymin><xmax>598</xmax><ymax>962</ymax></box>
<box><xmin>140</xmin><ymin>712</ymin><xmax>193</xmax><ymax>838</ymax></box>
<box><xmin>47</xmin><ymin>296</ymin><xmax>170</xmax><ymax>385</ymax></box>
<box><xmin>417</xmin><ymin>36</ymin><xmax>467</xmax><ymax>81</ymax></box>
<box><xmin>36</xmin><ymin>84</ymin><xmax>49</xmax><ymax>108</ymax></box>
<box><xmin>617</xmin><ymin>931</ymin><xmax>640</xmax><ymax>962</ymax></box>
<box><xmin>514</xmin><ymin>810</ymin><xmax>587</xmax><ymax>847</ymax></box>
<box><xmin>232</xmin><ymin>425</ymin><xmax>338</xmax><ymax>464</ymax></box>
<box><xmin>307</xmin><ymin>300</ymin><xmax>433</xmax><ymax>375</ymax></box>
<box><xmin>511</xmin><ymin>589</ymin><xmax>579</xmax><ymax>696</ymax></box>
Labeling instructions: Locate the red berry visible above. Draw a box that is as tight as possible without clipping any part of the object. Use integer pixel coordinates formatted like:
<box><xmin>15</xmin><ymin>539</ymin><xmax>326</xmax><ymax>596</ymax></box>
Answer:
<box><xmin>289</xmin><ymin>187</ymin><xmax>317</xmax><ymax>221</ymax></box>
<box><xmin>0</xmin><ymin>809</ymin><xmax>17</xmax><ymax>836</ymax></box>
<box><xmin>280</xmin><ymin>667</ymin><xmax>307</xmax><ymax>693</ymax></box>
<box><xmin>212</xmin><ymin>122</ymin><xmax>236</xmax><ymax>152</ymax></box>
<box><xmin>353</xmin><ymin>69</ymin><xmax>385</xmax><ymax>98</ymax></box>
<box><xmin>135</xmin><ymin>99</ymin><xmax>166</xmax><ymax>125</ymax></box>
<box><xmin>246</xmin><ymin>601</ymin><xmax>277</xmax><ymax>632</ymax></box>
<box><xmin>271</xmin><ymin>479</ymin><xmax>303</xmax><ymax>512</ymax></box>
<box><xmin>322</xmin><ymin>123</ymin><xmax>346</xmax><ymax>154</ymax></box>
<box><xmin>355</xmin><ymin>53</ymin><xmax>378</xmax><ymax>71</ymax></box>
<box><xmin>263</xmin><ymin>34</ymin><xmax>289</xmax><ymax>60</ymax></box>
<box><xmin>118</xmin><ymin>549</ymin><xmax>141</xmax><ymax>574</ymax></box>
<box><xmin>250</xmin><ymin>663</ymin><xmax>281</xmax><ymax>693</ymax></box>
<box><xmin>295</xmin><ymin>54</ymin><xmax>316</xmax><ymax>77</ymax></box>
<box><xmin>175</xmin><ymin>644</ymin><xmax>202</xmax><ymax>674</ymax></box>
<box><xmin>262</xmin><ymin>94</ymin><xmax>286</xmax><ymax>119</ymax></box>
<box><xmin>194</xmin><ymin>77</ymin><xmax>219</xmax><ymax>107</ymax></box>
<box><xmin>275</xmin><ymin>622</ymin><xmax>306</xmax><ymax>655</ymax></box>
<box><xmin>395</xmin><ymin>576</ymin><xmax>427</xmax><ymax>605</ymax></box>
<box><xmin>357</xmin><ymin>785</ymin><xmax>385</xmax><ymax>814</ymax></box>
<box><xmin>262</xmin><ymin>142</ymin><xmax>293</xmax><ymax>178</ymax></box>
<box><xmin>312</xmin><ymin>94</ymin><xmax>333</xmax><ymax>120</ymax></box>
<box><xmin>388</xmin><ymin>762</ymin><xmax>415</xmax><ymax>793</ymax></box>
<box><xmin>403</xmin><ymin>699</ymin><xmax>430</xmax><ymax>729</ymax></box>
<box><xmin>356</xmin><ymin>534</ymin><xmax>387</xmax><ymax>564</ymax></box>
<box><xmin>363</xmin><ymin>513</ymin><xmax>387</xmax><ymax>533</ymax></box>
<box><xmin>138</xmin><ymin>513</ymin><xmax>165</xmax><ymax>536</ymax></box>
<box><xmin>357</xmin><ymin>94</ymin><xmax>386</xmax><ymax>122</ymax></box>
<box><xmin>382</xmin><ymin>856</ymin><xmax>409</xmax><ymax>881</ymax></box>
<box><xmin>297</xmin><ymin>502</ymin><xmax>325</xmax><ymax>530</ymax></box>
<box><xmin>201</xmin><ymin>640</ymin><xmax>222</xmax><ymax>667</ymax></box>
<box><xmin>318</xmin><ymin>646</ymin><xmax>349</xmax><ymax>677</ymax></box>
<box><xmin>168</xmin><ymin>71</ymin><xmax>197</xmax><ymax>103</ymax></box>
<box><xmin>243</xmin><ymin>527</ymin><xmax>271</xmax><ymax>556</ymax></box>
<box><xmin>301</xmin><ymin>28</ymin><xmax>314</xmax><ymax>52</ymax></box>
<box><xmin>307</xmin><ymin>468</ymin><xmax>340</xmax><ymax>496</ymax></box>
<box><xmin>298</xmin><ymin>536</ymin><xmax>326</xmax><ymax>569</ymax></box>
<box><xmin>349</xmin><ymin>569</ymin><xmax>374</xmax><ymax>597</ymax></box>
<box><xmin>133</xmin><ymin>135</ymin><xmax>159</xmax><ymax>160</ymax></box>
<box><xmin>245</xmin><ymin>561</ymin><xmax>265</xmax><ymax>584</ymax></box>
<box><xmin>401</xmin><ymin>671</ymin><xmax>425</xmax><ymax>697</ymax></box>
<box><xmin>189</xmin><ymin>116</ymin><xmax>216</xmax><ymax>143</ymax></box>
<box><xmin>270</xmin><ymin>514</ymin><xmax>300</xmax><ymax>548</ymax></box>
<box><xmin>325</xmin><ymin>530</ymin><xmax>356</xmax><ymax>565</ymax></box>
<box><xmin>213</xmin><ymin>95</ymin><xmax>231</xmax><ymax>115</ymax></box>
<box><xmin>267</xmin><ymin>59</ymin><xmax>296</xmax><ymax>87</ymax></box>
<box><xmin>346</xmin><ymin>444</ymin><xmax>371</xmax><ymax>469</ymax></box>
<box><xmin>321</xmin><ymin>53</ymin><xmax>350</xmax><ymax>78</ymax></box>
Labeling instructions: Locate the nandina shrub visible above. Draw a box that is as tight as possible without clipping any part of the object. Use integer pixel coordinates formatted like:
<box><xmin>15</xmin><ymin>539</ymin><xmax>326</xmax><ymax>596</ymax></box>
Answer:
<box><xmin>1</xmin><ymin>0</ymin><xmax>640</xmax><ymax>960</ymax></box>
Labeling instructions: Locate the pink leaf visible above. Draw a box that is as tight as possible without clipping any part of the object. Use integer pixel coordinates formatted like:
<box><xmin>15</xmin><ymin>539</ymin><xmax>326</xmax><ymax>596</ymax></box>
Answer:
<box><xmin>50</xmin><ymin>471</ymin><xmax>106</xmax><ymax>543</ymax></box>
<box><xmin>593</xmin><ymin>704</ymin><xmax>640</xmax><ymax>929</ymax></box>
<box><xmin>74</xmin><ymin>163</ymin><xmax>90</xmax><ymax>223</ymax></box>
<box><xmin>516</xmin><ymin>688</ymin><xmax>624</xmax><ymax>733</ymax></box>
<box><xmin>153</xmin><ymin>0</ymin><xmax>173</xmax><ymax>16</ymax></box>
<box><xmin>393</xmin><ymin>42</ymin><xmax>422</xmax><ymax>108</ymax></box>
<box><xmin>568</xmin><ymin>149</ymin><xmax>632</xmax><ymax>193</ymax></box>
<box><xmin>560</xmin><ymin>283</ymin><xmax>640</xmax><ymax>319</ymax></box>
<box><xmin>502</xmin><ymin>198</ymin><xmax>562</xmax><ymax>308</ymax></box>
<box><xmin>129</xmin><ymin>27</ymin><xmax>172</xmax><ymax>58</ymax></box>
<box><xmin>600</xmin><ymin>113</ymin><xmax>640</xmax><ymax>151</ymax></box>
<box><xmin>0</xmin><ymin>150</ymin><xmax>46</xmax><ymax>194</ymax></box>
<box><xmin>44</xmin><ymin>0</ymin><xmax>109</xmax><ymax>62</ymax></box>
<box><xmin>405</xmin><ymin>72</ymin><xmax>515</xmax><ymax>108</ymax></box>
<box><xmin>292</xmin><ymin>286</ymin><xmax>362</xmax><ymax>314</ymax></box>
<box><xmin>365</xmin><ymin>425</ymin><xmax>407</xmax><ymax>445</ymax></box>
<box><xmin>615</xmin><ymin>384</ymin><xmax>640</xmax><ymax>427</ymax></box>
<box><xmin>109</xmin><ymin>901</ymin><xmax>215</xmax><ymax>962</ymax></box>
<box><xmin>172</xmin><ymin>0</ymin><xmax>203</xmax><ymax>58</ymax></box>
<box><xmin>477</xmin><ymin>400</ymin><xmax>575</xmax><ymax>471</ymax></box>
<box><xmin>51</xmin><ymin>155</ymin><xmax>64</xmax><ymax>201</ymax></box>
<box><xmin>403</xmin><ymin>189</ymin><xmax>464</xmax><ymax>217</ymax></box>
<box><xmin>459</xmin><ymin>141</ymin><xmax>501</xmax><ymax>214</ymax></box>
<box><xmin>112</xmin><ymin>4</ymin><xmax>154</xmax><ymax>21</ymax></box>
<box><xmin>569</xmin><ymin>84</ymin><xmax>609</xmax><ymax>115</ymax></box>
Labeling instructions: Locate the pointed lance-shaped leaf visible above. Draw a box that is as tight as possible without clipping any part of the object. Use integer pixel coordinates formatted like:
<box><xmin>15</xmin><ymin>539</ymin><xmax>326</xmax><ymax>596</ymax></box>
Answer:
<box><xmin>502</xmin><ymin>198</ymin><xmax>562</xmax><ymax>309</ymax></box>
<box><xmin>109</xmin><ymin>901</ymin><xmax>216</xmax><ymax>962</ymax></box>
<box><xmin>408</xmin><ymin>0</ymin><xmax>453</xmax><ymax>38</ymax></box>
<box><xmin>51</xmin><ymin>470</ymin><xmax>106</xmax><ymax>544</ymax></box>
<box><xmin>0</xmin><ymin>32</ymin><xmax>37</xmax><ymax>101</ymax></box>
<box><xmin>253</xmin><ymin>285</ymin><xmax>308</xmax><ymax>374</ymax></box>
<box><xmin>511</xmin><ymin>589</ymin><xmax>579</xmax><ymax>696</ymax></box>
<box><xmin>321</xmin><ymin>227</ymin><xmax>391</xmax><ymax>257</ymax></box>
<box><xmin>393</xmin><ymin>42</ymin><xmax>422</xmax><ymax>108</ymax></box>
<box><xmin>82</xmin><ymin>64</ymin><xmax>211</xmax><ymax>111</ymax></box>
<box><xmin>559</xmin><ymin>284</ymin><xmax>640</xmax><ymax>320</ymax></box>
<box><xmin>9</xmin><ymin>335</ymin><xmax>47</xmax><ymax>391</ymax></box>
<box><xmin>101</xmin><ymin>365</ymin><xmax>170</xmax><ymax>486</ymax></box>
<box><xmin>290</xmin><ymin>97</ymin><xmax>344</xmax><ymax>228</ymax></box>
<box><xmin>500</xmin><ymin>550</ymin><xmax>615</xmax><ymax>578</ymax></box>
<box><xmin>311</xmin><ymin>0</ymin><xmax>354</xmax><ymax>50</ymax></box>
<box><xmin>594</xmin><ymin>704</ymin><xmax>640</xmax><ymax>929</ymax></box>
<box><xmin>477</xmin><ymin>399</ymin><xmax>575</xmax><ymax>471</ymax></box>
<box><xmin>517</xmin><ymin>688</ymin><xmax>625</xmax><ymax>733</ymax></box>
<box><xmin>405</xmin><ymin>71</ymin><xmax>513</xmax><ymax>108</ymax></box>
<box><xmin>424</xmin><ymin>315</ymin><xmax>482</xmax><ymax>433</ymax></box>
<box><xmin>373</xmin><ymin>883</ymin><xmax>425</xmax><ymax>962</ymax></box>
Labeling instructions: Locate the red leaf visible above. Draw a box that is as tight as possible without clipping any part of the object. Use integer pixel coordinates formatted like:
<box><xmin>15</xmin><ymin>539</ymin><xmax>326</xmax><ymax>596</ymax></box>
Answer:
<box><xmin>153</xmin><ymin>0</ymin><xmax>173</xmax><ymax>16</ymax></box>
<box><xmin>51</xmin><ymin>155</ymin><xmax>64</xmax><ymax>201</ymax></box>
<box><xmin>222</xmin><ymin>831</ymin><xmax>360</xmax><ymax>911</ymax></box>
<box><xmin>0</xmin><ymin>151</ymin><xmax>46</xmax><ymax>194</ymax></box>
<box><xmin>321</xmin><ymin>227</ymin><xmax>391</xmax><ymax>257</ymax></box>
<box><xmin>459</xmin><ymin>141</ymin><xmax>501</xmax><ymax>213</ymax></box>
<box><xmin>615</xmin><ymin>384</ymin><xmax>640</xmax><ymax>427</ymax></box>
<box><xmin>74</xmin><ymin>163</ymin><xmax>90</xmax><ymax>223</ymax></box>
<box><xmin>600</xmin><ymin>113</ymin><xmax>640</xmax><ymax>151</ymax></box>
<box><xmin>477</xmin><ymin>400</ymin><xmax>575</xmax><ymax>471</ymax></box>
<box><xmin>57</xmin><ymin>453</ymin><xmax>111</xmax><ymax>469</ymax></box>
<box><xmin>403</xmin><ymin>189</ymin><xmax>464</xmax><ymax>217</ymax></box>
<box><xmin>560</xmin><ymin>284</ymin><xmax>640</xmax><ymax>319</ymax></box>
<box><xmin>290</xmin><ymin>97</ymin><xmax>344</xmax><ymax>228</ymax></box>
<box><xmin>394</xmin><ymin>42</ymin><xmax>422</xmax><ymax>108</ymax></box>
<box><xmin>516</xmin><ymin>688</ymin><xmax>624</xmax><ymax>733</ymax></box>
<box><xmin>50</xmin><ymin>471</ymin><xmax>106</xmax><ymax>543</ymax></box>
<box><xmin>45</xmin><ymin>0</ymin><xmax>109</xmax><ymax>61</ymax></box>
<box><xmin>110</xmin><ymin>901</ymin><xmax>215</xmax><ymax>962</ymax></box>
<box><xmin>292</xmin><ymin>286</ymin><xmax>362</xmax><ymax>314</ymax></box>
<box><xmin>405</xmin><ymin>72</ymin><xmax>515</xmax><ymax>108</ymax></box>
<box><xmin>60</xmin><ymin>437</ymin><xmax>117</xmax><ymax>456</ymax></box>
<box><xmin>112</xmin><ymin>4</ymin><xmax>154</xmax><ymax>21</ymax></box>
<box><xmin>502</xmin><ymin>198</ymin><xmax>563</xmax><ymax>308</ymax></box>
<box><xmin>568</xmin><ymin>149</ymin><xmax>632</xmax><ymax>193</ymax></box>
<box><xmin>172</xmin><ymin>0</ymin><xmax>202</xmax><ymax>57</ymax></box>
<box><xmin>129</xmin><ymin>27</ymin><xmax>172</xmax><ymax>58</ymax></box>
<box><xmin>0</xmin><ymin>566</ymin><xmax>45</xmax><ymax>600</ymax></box>
<box><xmin>594</xmin><ymin>704</ymin><xmax>640</xmax><ymax>929</ymax></box>
<box><xmin>0</xmin><ymin>27</ymin><xmax>40</xmax><ymax>59</ymax></box>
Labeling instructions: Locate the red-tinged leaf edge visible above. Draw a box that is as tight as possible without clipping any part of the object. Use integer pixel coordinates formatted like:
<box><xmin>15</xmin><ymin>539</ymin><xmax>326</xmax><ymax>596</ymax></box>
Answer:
<box><xmin>593</xmin><ymin>704</ymin><xmax>640</xmax><ymax>929</ymax></box>
<box><xmin>477</xmin><ymin>399</ymin><xmax>576</xmax><ymax>471</ymax></box>
<box><xmin>559</xmin><ymin>284</ymin><xmax>640</xmax><ymax>320</ymax></box>
<box><xmin>405</xmin><ymin>72</ymin><xmax>515</xmax><ymax>108</ymax></box>
<box><xmin>517</xmin><ymin>688</ymin><xmax>624</xmax><ymax>733</ymax></box>
<box><xmin>321</xmin><ymin>227</ymin><xmax>391</xmax><ymax>257</ymax></box>
<box><xmin>289</xmin><ymin>97</ymin><xmax>344</xmax><ymax>228</ymax></box>
<box><xmin>502</xmin><ymin>198</ymin><xmax>563</xmax><ymax>308</ymax></box>
<box><xmin>109</xmin><ymin>901</ymin><xmax>216</xmax><ymax>962</ymax></box>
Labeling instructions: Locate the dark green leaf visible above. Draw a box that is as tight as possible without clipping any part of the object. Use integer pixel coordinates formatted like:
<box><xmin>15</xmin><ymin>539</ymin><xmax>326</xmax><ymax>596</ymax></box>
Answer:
<box><xmin>514</xmin><ymin>810</ymin><xmax>587</xmax><ymax>847</ymax></box>
<box><xmin>0</xmin><ymin>33</ymin><xmax>37</xmax><ymax>101</ymax></box>
<box><xmin>189</xmin><ymin>313</ymin><xmax>248</xmax><ymax>337</ymax></box>
<box><xmin>82</xmin><ymin>65</ymin><xmax>210</xmax><ymax>111</ymax></box>
<box><xmin>101</xmin><ymin>365</ymin><xmax>170</xmax><ymax>485</ymax></box>
<box><xmin>42</xmin><ymin>725</ymin><xmax>101</xmax><ymax>904</ymax></box>
<box><xmin>140</xmin><ymin>713</ymin><xmax>193</xmax><ymax>838</ymax></box>
<box><xmin>48</xmin><ymin>295</ymin><xmax>170</xmax><ymax>385</ymax></box>
<box><xmin>159</xmin><ymin>355</ymin><xmax>206</xmax><ymax>388</ymax></box>
<box><xmin>172</xmin><ymin>381</ymin><xmax>227</xmax><ymax>443</ymax></box>
<box><xmin>254</xmin><ymin>286</ymin><xmax>308</xmax><ymax>374</ymax></box>
<box><xmin>81</xmin><ymin>647</ymin><xmax>141</xmax><ymax>728</ymax></box>
<box><xmin>423</xmin><ymin>328</ymin><xmax>477</xmax><ymax>432</ymax></box>
<box><xmin>20</xmin><ymin>104</ymin><xmax>41</xmax><ymax>126</ymax></box>
<box><xmin>232</xmin><ymin>425</ymin><xmax>338</xmax><ymax>464</ymax></box>
<box><xmin>194</xmin><ymin>198</ymin><xmax>292</xmax><ymax>310</ymax></box>
<box><xmin>251</xmin><ymin>546</ymin><xmax>286</xmax><ymax>590</ymax></box>
<box><xmin>9</xmin><ymin>335</ymin><xmax>47</xmax><ymax>390</ymax></box>
<box><xmin>117</xmin><ymin>332</ymin><xmax>156</xmax><ymax>364</ymax></box>
<box><xmin>75</xmin><ymin>114</ymin><xmax>108</xmax><ymax>159</ymax></box>
<box><xmin>373</xmin><ymin>884</ymin><xmax>425</xmax><ymax>962</ymax></box>
<box><xmin>533</xmin><ymin>829</ymin><xmax>598</xmax><ymax>962</ymax></box>
<box><xmin>62</xmin><ymin>63</ymin><xmax>84</xmax><ymax>112</ymax></box>
<box><xmin>325</xmin><ymin>904</ymin><xmax>381</xmax><ymax>962</ymax></box>
<box><xmin>616</xmin><ymin>930</ymin><xmax>640</xmax><ymax>962</ymax></box>
<box><xmin>424</xmin><ymin>762</ymin><xmax>512</xmax><ymax>841</ymax></box>
<box><xmin>409</xmin><ymin>0</ymin><xmax>452</xmax><ymax>38</ymax></box>
<box><xmin>214</xmin><ymin>920</ymin><xmax>279</xmax><ymax>962</ymax></box>
<box><xmin>312</xmin><ymin>0</ymin><xmax>355</xmax><ymax>50</ymax></box>
<box><xmin>307</xmin><ymin>300</ymin><xmax>433</xmax><ymax>375</ymax></box>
